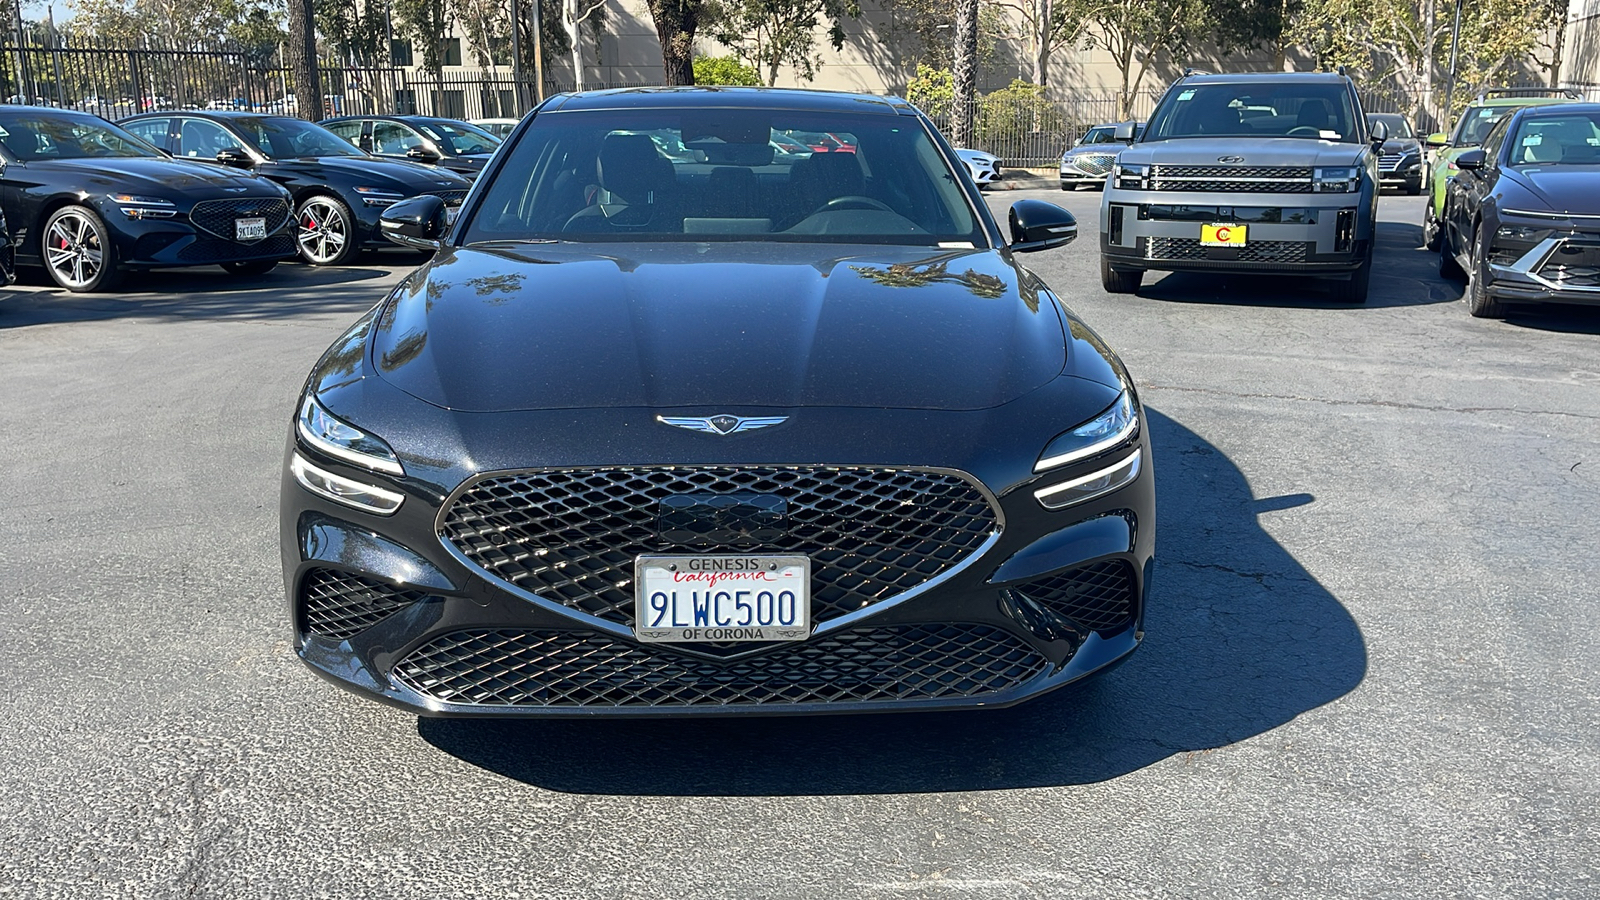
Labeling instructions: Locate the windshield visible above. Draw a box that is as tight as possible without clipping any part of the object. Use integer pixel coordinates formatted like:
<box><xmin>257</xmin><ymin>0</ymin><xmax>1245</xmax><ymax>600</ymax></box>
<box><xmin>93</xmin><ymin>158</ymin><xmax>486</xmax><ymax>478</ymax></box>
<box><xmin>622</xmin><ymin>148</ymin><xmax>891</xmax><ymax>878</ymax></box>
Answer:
<box><xmin>1080</xmin><ymin>127</ymin><xmax>1115</xmax><ymax>145</ymax></box>
<box><xmin>1367</xmin><ymin>114</ymin><xmax>1413</xmax><ymax>138</ymax></box>
<box><xmin>0</xmin><ymin>111</ymin><xmax>159</xmax><ymax>160</ymax></box>
<box><xmin>417</xmin><ymin>119</ymin><xmax>501</xmax><ymax>155</ymax></box>
<box><xmin>231</xmin><ymin>116</ymin><xmax>366</xmax><ymax>159</ymax></box>
<box><xmin>464</xmin><ymin>109</ymin><xmax>982</xmax><ymax>246</ymax></box>
<box><xmin>1506</xmin><ymin>110</ymin><xmax>1600</xmax><ymax>165</ymax></box>
<box><xmin>1452</xmin><ymin>106</ymin><xmax>1514</xmax><ymax>146</ymax></box>
<box><xmin>1144</xmin><ymin>82</ymin><xmax>1359</xmax><ymax>142</ymax></box>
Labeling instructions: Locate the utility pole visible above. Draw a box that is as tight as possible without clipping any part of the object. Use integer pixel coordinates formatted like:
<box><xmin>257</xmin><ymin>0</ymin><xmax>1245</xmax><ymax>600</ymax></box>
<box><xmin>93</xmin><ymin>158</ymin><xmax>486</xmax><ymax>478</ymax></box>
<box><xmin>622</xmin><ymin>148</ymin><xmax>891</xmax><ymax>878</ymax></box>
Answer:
<box><xmin>531</xmin><ymin>0</ymin><xmax>545</xmax><ymax>102</ymax></box>
<box><xmin>1442</xmin><ymin>0</ymin><xmax>1463</xmax><ymax>128</ymax></box>
<box><xmin>511</xmin><ymin>0</ymin><xmax>525</xmax><ymax>111</ymax></box>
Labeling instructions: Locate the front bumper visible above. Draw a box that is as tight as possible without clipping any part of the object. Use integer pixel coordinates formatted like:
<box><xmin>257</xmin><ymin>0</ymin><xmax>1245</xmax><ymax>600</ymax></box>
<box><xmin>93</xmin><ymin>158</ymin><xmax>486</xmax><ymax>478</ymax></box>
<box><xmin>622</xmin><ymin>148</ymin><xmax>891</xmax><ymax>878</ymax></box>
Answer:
<box><xmin>1484</xmin><ymin>233</ymin><xmax>1600</xmax><ymax>306</ymax></box>
<box><xmin>282</xmin><ymin>437</ymin><xmax>1154</xmax><ymax>718</ymax></box>
<box><xmin>1100</xmin><ymin>189</ymin><xmax>1372</xmax><ymax>275</ymax></box>
<box><xmin>91</xmin><ymin>196</ymin><xmax>297</xmax><ymax>268</ymax></box>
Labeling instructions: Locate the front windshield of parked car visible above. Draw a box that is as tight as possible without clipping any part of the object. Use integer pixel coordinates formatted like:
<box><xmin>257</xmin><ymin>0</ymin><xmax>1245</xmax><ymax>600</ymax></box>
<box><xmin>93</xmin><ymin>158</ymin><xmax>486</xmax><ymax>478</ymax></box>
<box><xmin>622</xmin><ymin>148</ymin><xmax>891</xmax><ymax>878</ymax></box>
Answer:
<box><xmin>231</xmin><ymin>116</ymin><xmax>366</xmax><ymax>158</ymax></box>
<box><xmin>465</xmin><ymin>109</ymin><xmax>983</xmax><ymax>246</ymax></box>
<box><xmin>0</xmin><ymin>111</ymin><xmax>158</xmax><ymax>159</ymax></box>
<box><xmin>1081</xmin><ymin>127</ymin><xmax>1115</xmax><ymax>144</ymax></box>
<box><xmin>1144</xmin><ymin>83</ymin><xmax>1359</xmax><ymax>141</ymax></box>
<box><xmin>1368</xmin><ymin>114</ymin><xmax>1413</xmax><ymax>138</ymax></box>
<box><xmin>418</xmin><ymin>120</ymin><xmax>501</xmax><ymax>155</ymax></box>
<box><xmin>1506</xmin><ymin>111</ymin><xmax>1600</xmax><ymax>165</ymax></box>
<box><xmin>1453</xmin><ymin>106</ymin><xmax>1511</xmax><ymax>146</ymax></box>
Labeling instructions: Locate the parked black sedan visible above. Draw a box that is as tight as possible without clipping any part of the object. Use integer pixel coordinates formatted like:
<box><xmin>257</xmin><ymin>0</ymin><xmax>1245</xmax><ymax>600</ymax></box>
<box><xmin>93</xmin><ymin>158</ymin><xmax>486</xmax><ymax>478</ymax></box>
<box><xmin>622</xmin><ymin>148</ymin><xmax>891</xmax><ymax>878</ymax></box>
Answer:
<box><xmin>320</xmin><ymin>115</ymin><xmax>500</xmax><ymax>180</ymax></box>
<box><xmin>1441</xmin><ymin>103</ymin><xmax>1600</xmax><ymax>317</ymax></box>
<box><xmin>119</xmin><ymin>111</ymin><xmax>471</xmax><ymax>266</ymax></box>
<box><xmin>282</xmin><ymin>87</ymin><xmax>1151</xmax><ymax>718</ymax></box>
<box><xmin>0</xmin><ymin>106</ymin><xmax>295</xmax><ymax>291</ymax></box>
<box><xmin>1366</xmin><ymin>112</ymin><xmax>1423</xmax><ymax>194</ymax></box>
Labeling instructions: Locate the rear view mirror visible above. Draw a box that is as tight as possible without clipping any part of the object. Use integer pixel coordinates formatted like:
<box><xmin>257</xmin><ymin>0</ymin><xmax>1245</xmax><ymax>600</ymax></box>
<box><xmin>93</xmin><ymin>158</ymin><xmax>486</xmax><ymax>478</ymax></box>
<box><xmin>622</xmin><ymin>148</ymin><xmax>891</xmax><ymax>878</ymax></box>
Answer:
<box><xmin>1368</xmin><ymin>120</ymin><xmax>1389</xmax><ymax>144</ymax></box>
<box><xmin>1455</xmin><ymin>149</ymin><xmax>1486</xmax><ymax>171</ymax></box>
<box><xmin>1114</xmin><ymin>122</ymin><xmax>1136</xmax><ymax>142</ymax></box>
<box><xmin>1008</xmin><ymin>200</ymin><xmax>1077</xmax><ymax>253</ymax></box>
<box><xmin>215</xmin><ymin>147</ymin><xmax>252</xmax><ymax>168</ymax></box>
<box><xmin>405</xmin><ymin>146</ymin><xmax>441</xmax><ymax>163</ymax></box>
<box><xmin>1424</xmin><ymin>131</ymin><xmax>1448</xmax><ymax>148</ymax></box>
<box><xmin>379</xmin><ymin>194</ymin><xmax>448</xmax><ymax>250</ymax></box>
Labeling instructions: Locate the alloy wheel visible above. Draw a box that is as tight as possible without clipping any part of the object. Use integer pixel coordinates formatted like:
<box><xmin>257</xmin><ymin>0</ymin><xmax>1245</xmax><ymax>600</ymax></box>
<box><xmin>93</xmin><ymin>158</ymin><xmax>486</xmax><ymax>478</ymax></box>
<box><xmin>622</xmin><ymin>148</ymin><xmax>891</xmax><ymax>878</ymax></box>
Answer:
<box><xmin>44</xmin><ymin>211</ymin><xmax>106</xmax><ymax>290</ymax></box>
<box><xmin>297</xmin><ymin>197</ymin><xmax>350</xmax><ymax>265</ymax></box>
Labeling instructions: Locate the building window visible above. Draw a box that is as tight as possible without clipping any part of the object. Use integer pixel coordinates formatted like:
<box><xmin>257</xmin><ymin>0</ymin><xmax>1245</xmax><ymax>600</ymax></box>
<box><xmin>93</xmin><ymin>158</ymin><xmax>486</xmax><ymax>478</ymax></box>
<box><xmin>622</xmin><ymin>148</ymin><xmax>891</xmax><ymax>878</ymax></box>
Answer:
<box><xmin>443</xmin><ymin>38</ymin><xmax>462</xmax><ymax>67</ymax></box>
<box><xmin>391</xmin><ymin>39</ymin><xmax>413</xmax><ymax>67</ymax></box>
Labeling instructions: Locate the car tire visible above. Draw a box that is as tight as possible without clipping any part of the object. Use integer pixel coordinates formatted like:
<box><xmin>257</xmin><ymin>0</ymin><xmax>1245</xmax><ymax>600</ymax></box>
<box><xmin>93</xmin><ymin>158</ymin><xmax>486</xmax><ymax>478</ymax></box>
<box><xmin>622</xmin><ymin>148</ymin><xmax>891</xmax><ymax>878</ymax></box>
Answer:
<box><xmin>1100</xmin><ymin>256</ymin><xmax>1143</xmax><ymax>294</ymax></box>
<box><xmin>1423</xmin><ymin>200</ymin><xmax>1442</xmax><ymax>252</ymax></box>
<box><xmin>295</xmin><ymin>194</ymin><xmax>359</xmax><ymax>266</ymax></box>
<box><xmin>221</xmin><ymin>259</ymin><xmax>279</xmax><ymax>276</ymax></box>
<box><xmin>41</xmin><ymin>205</ymin><xmax>122</xmax><ymax>293</ymax></box>
<box><xmin>1331</xmin><ymin>242</ymin><xmax>1373</xmax><ymax>304</ymax></box>
<box><xmin>1439</xmin><ymin>217</ymin><xmax>1466</xmax><ymax>280</ymax></box>
<box><xmin>1465</xmin><ymin>229</ymin><xmax>1507</xmax><ymax>319</ymax></box>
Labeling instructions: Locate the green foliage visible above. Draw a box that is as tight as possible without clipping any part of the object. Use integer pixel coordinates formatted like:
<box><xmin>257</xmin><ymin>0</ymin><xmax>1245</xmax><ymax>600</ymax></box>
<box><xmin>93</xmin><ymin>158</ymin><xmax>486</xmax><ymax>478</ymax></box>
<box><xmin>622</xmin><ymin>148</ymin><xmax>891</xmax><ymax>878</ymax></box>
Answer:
<box><xmin>707</xmin><ymin>0</ymin><xmax>861</xmax><ymax>85</ymax></box>
<box><xmin>906</xmin><ymin>64</ymin><xmax>952</xmax><ymax>118</ymax></box>
<box><xmin>692</xmin><ymin>55</ymin><xmax>762</xmax><ymax>85</ymax></box>
<box><xmin>975</xmin><ymin>77</ymin><xmax>1066</xmax><ymax>153</ymax></box>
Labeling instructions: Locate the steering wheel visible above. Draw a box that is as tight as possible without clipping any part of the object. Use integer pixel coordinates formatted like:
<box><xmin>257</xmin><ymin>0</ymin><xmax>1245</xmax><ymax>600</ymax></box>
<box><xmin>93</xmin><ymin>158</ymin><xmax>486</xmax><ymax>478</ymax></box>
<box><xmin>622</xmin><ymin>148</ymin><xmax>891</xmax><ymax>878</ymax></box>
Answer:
<box><xmin>1287</xmin><ymin>126</ymin><xmax>1322</xmax><ymax>137</ymax></box>
<box><xmin>821</xmin><ymin>195</ymin><xmax>893</xmax><ymax>213</ymax></box>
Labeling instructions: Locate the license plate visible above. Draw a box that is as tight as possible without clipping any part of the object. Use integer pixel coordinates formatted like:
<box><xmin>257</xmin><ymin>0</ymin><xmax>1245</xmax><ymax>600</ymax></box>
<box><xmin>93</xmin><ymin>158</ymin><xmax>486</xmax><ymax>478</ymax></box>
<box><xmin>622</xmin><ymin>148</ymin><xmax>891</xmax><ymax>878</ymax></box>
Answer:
<box><xmin>1201</xmin><ymin>222</ymin><xmax>1246</xmax><ymax>246</ymax></box>
<box><xmin>235</xmin><ymin>217</ymin><xmax>267</xmax><ymax>241</ymax></box>
<box><xmin>445</xmin><ymin>205</ymin><xmax>460</xmax><ymax>224</ymax></box>
<box><xmin>634</xmin><ymin>554</ymin><xmax>810</xmax><ymax>643</ymax></box>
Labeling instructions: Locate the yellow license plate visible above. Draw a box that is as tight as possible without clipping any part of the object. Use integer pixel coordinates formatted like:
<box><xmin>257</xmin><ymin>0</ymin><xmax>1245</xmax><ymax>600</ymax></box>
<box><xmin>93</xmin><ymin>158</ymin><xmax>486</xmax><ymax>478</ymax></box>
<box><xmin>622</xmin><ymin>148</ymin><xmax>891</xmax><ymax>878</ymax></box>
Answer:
<box><xmin>1201</xmin><ymin>223</ymin><xmax>1247</xmax><ymax>246</ymax></box>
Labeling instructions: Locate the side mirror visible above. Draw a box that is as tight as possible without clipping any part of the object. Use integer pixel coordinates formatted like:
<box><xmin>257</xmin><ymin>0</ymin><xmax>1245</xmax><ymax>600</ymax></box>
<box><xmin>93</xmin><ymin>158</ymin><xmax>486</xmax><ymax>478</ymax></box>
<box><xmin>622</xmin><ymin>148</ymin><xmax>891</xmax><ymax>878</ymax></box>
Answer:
<box><xmin>1424</xmin><ymin>131</ymin><xmax>1449</xmax><ymax>148</ymax></box>
<box><xmin>1368</xmin><ymin>119</ymin><xmax>1389</xmax><ymax>144</ymax></box>
<box><xmin>215</xmin><ymin>147</ymin><xmax>253</xmax><ymax>168</ymax></box>
<box><xmin>1113</xmin><ymin>122</ymin><xmax>1136</xmax><ymax>142</ymax></box>
<box><xmin>1455</xmin><ymin>149</ymin><xmax>1487</xmax><ymax>171</ymax></box>
<box><xmin>405</xmin><ymin>146</ymin><xmax>441</xmax><ymax>163</ymax></box>
<box><xmin>379</xmin><ymin>194</ymin><xmax>448</xmax><ymax>250</ymax></box>
<box><xmin>1008</xmin><ymin>199</ymin><xmax>1077</xmax><ymax>253</ymax></box>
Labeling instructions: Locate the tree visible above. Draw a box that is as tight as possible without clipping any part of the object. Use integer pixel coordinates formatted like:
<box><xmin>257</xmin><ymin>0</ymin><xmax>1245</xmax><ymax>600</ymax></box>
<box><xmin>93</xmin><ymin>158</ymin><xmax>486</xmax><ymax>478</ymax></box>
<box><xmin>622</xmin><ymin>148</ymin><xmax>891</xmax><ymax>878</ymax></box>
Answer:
<box><xmin>393</xmin><ymin>0</ymin><xmax>454</xmax><ymax>91</ymax></box>
<box><xmin>285</xmin><ymin>0</ymin><xmax>322</xmax><ymax>118</ymax></box>
<box><xmin>645</xmin><ymin>0</ymin><xmax>705</xmax><ymax>85</ymax></box>
<box><xmin>708</xmin><ymin>0</ymin><xmax>861</xmax><ymax>86</ymax></box>
<box><xmin>561</xmin><ymin>0</ymin><xmax>608</xmax><ymax>91</ymax></box>
<box><xmin>1528</xmin><ymin>0</ymin><xmax>1567</xmax><ymax>88</ymax></box>
<box><xmin>1058</xmin><ymin>0</ymin><xmax>1201</xmax><ymax>119</ymax></box>
<box><xmin>986</xmin><ymin>0</ymin><xmax>1088</xmax><ymax>87</ymax></box>
<box><xmin>951</xmin><ymin>0</ymin><xmax>977</xmax><ymax>146</ymax></box>
<box><xmin>693</xmin><ymin>54</ymin><xmax>762</xmax><ymax>85</ymax></box>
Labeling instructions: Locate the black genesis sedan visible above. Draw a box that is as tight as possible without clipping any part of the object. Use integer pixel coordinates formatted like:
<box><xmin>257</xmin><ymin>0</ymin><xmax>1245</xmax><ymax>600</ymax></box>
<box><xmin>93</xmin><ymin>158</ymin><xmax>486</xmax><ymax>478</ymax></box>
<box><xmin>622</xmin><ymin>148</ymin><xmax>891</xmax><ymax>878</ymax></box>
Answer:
<box><xmin>281</xmin><ymin>87</ymin><xmax>1153</xmax><ymax>717</ymax></box>
<box><xmin>119</xmin><ymin>111</ymin><xmax>472</xmax><ymax>267</ymax></box>
<box><xmin>320</xmin><ymin>115</ymin><xmax>501</xmax><ymax>180</ymax></box>
<box><xmin>1441</xmin><ymin>103</ymin><xmax>1600</xmax><ymax>317</ymax></box>
<box><xmin>1366</xmin><ymin>112</ymin><xmax>1423</xmax><ymax>194</ymax></box>
<box><xmin>0</xmin><ymin>107</ymin><xmax>295</xmax><ymax>291</ymax></box>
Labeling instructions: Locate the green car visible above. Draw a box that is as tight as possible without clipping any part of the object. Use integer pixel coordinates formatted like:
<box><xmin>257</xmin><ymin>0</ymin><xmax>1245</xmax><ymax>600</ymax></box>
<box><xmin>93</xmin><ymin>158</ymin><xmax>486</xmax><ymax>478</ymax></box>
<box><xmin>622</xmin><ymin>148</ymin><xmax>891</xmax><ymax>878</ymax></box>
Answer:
<box><xmin>1423</xmin><ymin>88</ymin><xmax>1578</xmax><ymax>251</ymax></box>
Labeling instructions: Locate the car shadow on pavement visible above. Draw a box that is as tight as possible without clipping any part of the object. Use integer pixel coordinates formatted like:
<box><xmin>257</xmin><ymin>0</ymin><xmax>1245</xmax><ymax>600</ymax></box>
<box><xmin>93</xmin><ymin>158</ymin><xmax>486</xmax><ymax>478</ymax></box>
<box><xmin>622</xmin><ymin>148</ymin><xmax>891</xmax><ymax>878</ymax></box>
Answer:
<box><xmin>1500</xmin><ymin>305</ymin><xmax>1600</xmax><ymax>335</ymax></box>
<box><xmin>417</xmin><ymin>407</ymin><xmax>1368</xmax><ymax>795</ymax></box>
<box><xmin>0</xmin><ymin>261</ymin><xmax>401</xmax><ymax>329</ymax></box>
<box><xmin>1139</xmin><ymin>219</ymin><xmax>1454</xmax><ymax>309</ymax></box>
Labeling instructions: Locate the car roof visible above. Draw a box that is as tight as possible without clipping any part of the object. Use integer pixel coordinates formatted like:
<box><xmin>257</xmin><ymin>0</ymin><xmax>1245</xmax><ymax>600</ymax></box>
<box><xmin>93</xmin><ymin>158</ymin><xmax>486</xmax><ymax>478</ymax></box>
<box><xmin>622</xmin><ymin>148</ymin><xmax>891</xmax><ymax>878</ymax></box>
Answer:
<box><xmin>541</xmin><ymin>86</ymin><xmax>915</xmax><ymax>115</ymax></box>
<box><xmin>1177</xmin><ymin>72</ymin><xmax>1351</xmax><ymax>86</ymax></box>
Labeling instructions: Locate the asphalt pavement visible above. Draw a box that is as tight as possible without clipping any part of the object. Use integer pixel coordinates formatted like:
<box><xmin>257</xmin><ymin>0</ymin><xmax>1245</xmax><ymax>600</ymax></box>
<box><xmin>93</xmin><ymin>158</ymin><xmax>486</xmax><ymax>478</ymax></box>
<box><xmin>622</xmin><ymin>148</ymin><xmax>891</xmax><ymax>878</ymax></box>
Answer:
<box><xmin>1</xmin><ymin>192</ymin><xmax>1596</xmax><ymax>898</ymax></box>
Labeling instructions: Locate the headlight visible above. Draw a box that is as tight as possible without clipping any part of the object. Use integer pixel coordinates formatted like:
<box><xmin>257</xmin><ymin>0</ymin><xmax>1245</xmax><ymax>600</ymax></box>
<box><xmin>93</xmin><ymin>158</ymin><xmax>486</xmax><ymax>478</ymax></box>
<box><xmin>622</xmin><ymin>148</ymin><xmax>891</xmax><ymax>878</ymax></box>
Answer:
<box><xmin>1495</xmin><ymin>224</ymin><xmax>1553</xmax><ymax>244</ymax></box>
<box><xmin>290</xmin><ymin>454</ymin><xmax>404</xmax><ymax>515</ymax></box>
<box><xmin>108</xmin><ymin>194</ymin><xmax>176</xmax><ymax>218</ymax></box>
<box><xmin>1035</xmin><ymin>390</ymin><xmax>1138</xmax><ymax>472</ymax></box>
<box><xmin>1313</xmin><ymin>167</ymin><xmax>1360</xmax><ymax>193</ymax></box>
<box><xmin>1113</xmin><ymin>162</ymin><xmax>1147</xmax><ymax>190</ymax></box>
<box><xmin>354</xmin><ymin>186</ymin><xmax>405</xmax><ymax>207</ymax></box>
<box><xmin>296</xmin><ymin>395</ymin><xmax>404</xmax><ymax>475</ymax></box>
<box><xmin>1034</xmin><ymin>449</ymin><xmax>1142</xmax><ymax>510</ymax></box>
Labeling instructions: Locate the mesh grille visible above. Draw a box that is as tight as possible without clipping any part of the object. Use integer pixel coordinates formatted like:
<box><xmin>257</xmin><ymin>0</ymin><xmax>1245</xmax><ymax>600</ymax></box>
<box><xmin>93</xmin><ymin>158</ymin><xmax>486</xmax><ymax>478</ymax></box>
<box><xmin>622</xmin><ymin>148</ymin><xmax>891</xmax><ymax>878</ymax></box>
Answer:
<box><xmin>177</xmin><ymin>232</ymin><xmax>295</xmax><ymax>262</ymax></box>
<box><xmin>1011</xmin><ymin>560</ymin><xmax>1137</xmax><ymax>631</ymax></box>
<box><xmin>391</xmin><ymin>624</ymin><xmax>1047</xmax><ymax>707</ymax></box>
<box><xmin>1147</xmin><ymin>236</ymin><xmax>1311</xmax><ymax>263</ymax></box>
<box><xmin>1068</xmin><ymin>152</ymin><xmax>1117</xmax><ymax>175</ymax></box>
<box><xmin>1377</xmin><ymin>153</ymin><xmax>1405</xmax><ymax>171</ymax></box>
<box><xmin>420</xmin><ymin>189</ymin><xmax>468</xmax><ymax>205</ymax></box>
<box><xmin>188</xmin><ymin>198</ymin><xmax>291</xmax><ymax>241</ymax></box>
<box><xmin>299</xmin><ymin>568</ymin><xmax>432</xmax><ymax>639</ymax></box>
<box><xmin>1153</xmin><ymin>165</ymin><xmax>1312</xmax><ymax>179</ymax></box>
<box><xmin>440</xmin><ymin>467</ymin><xmax>998</xmax><ymax>628</ymax></box>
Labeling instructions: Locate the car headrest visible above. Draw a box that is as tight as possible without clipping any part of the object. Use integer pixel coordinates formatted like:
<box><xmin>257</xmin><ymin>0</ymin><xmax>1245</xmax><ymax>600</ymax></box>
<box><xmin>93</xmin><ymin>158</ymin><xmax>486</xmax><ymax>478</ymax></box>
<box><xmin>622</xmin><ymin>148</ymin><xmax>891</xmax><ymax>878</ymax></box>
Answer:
<box><xmin>598</xmin><ymin>133</ymin><xmax>671</xmax><ymax>205</ymax></box>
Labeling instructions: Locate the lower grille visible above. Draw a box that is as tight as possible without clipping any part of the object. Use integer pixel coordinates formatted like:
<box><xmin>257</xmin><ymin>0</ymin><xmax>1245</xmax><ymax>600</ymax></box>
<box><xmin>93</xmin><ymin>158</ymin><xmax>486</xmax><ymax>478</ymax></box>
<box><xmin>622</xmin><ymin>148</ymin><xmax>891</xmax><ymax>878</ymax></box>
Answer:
<box><xmin>1535</xmin><ymin>241</ymin><xmax>1600</xmax><ymax>288</ymax></box>
<box><xmin>1011</xmin><ymin>560</ymin><xmax>1136</xmax><ymax>631</ymax></box>
<box><xmin>1148</xmin><ymin>236</ymin><xmax>1310</xmax><ymax>263</ymax></box>
<box><xmin>391</xmin><ymin>624</ymin><xmax>1047</xmax><ymax>708</ymax></box>
<box><xmin>189</xmin><ymin>198</ymin><xmax>291</xmax><ymax>241</ymax></box>
<box><xmin>1377</xmin><ymin>153</ymin><xmax>1404</xmax><ymax>172</ymax></box>
<box><xmin>177</xmin><ymin>232</ymin><xmax>295</xmax><ymax>263</ymax></box>
<box><xmin>299</xmin><ymin>568</ymin><xmax>432</xmax><ymax>639</ymax></box>
<box><xmin>420</xmin><ymin>189</ymin><xmax>468</xmax><ymax>206</ymax></box>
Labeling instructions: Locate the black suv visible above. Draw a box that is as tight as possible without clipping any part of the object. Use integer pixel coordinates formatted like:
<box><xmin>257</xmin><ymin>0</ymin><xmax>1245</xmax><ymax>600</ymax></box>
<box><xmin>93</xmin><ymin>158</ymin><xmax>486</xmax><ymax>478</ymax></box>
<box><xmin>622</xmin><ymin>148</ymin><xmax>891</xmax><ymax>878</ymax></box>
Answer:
<box><xmin>1098</xmin><ymin>71</ymin><xmax>1384</xmax><ymax>303</ymax></box>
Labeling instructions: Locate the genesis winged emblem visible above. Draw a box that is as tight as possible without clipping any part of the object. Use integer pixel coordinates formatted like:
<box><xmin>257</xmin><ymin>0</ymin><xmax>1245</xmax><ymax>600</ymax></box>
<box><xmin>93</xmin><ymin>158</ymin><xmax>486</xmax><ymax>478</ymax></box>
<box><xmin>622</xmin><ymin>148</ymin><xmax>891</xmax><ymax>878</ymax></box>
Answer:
<box><xmin>656</xmin><ymin>414</ymin><xmax>788</xmax><ymax>435</ymax></box>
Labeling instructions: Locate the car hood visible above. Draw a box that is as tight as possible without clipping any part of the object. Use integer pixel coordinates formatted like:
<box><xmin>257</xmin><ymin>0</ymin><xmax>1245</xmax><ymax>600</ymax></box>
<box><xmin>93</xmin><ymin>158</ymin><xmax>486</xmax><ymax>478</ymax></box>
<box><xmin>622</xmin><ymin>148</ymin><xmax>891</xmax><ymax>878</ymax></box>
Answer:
<box><xmin>25</xmin><ymin>156</ymin><xmax>277</xmax><ymax>195</ymax></box>
<box><xmin>1065</xmin><ymin>142</ymin><xmax>1129</xmax><ymax>156</ymax></box>
<box><xmin>1500</xmin><ymin>166</ymin><xmax>1600</xmax><ymax>212</ymax></box>
<box><xmin>1120</xmin><ymin>137</ymin><xmax>1365</xmax><ymax>166</ymax></box>
<box><xmin>1379</xmin><ymin>138</ymin><xmax>1421</xmax><ymax>155</ymax></box>
<box><xmin>279</xmin><ymin>155</ymin><xmax>470</xmax><ymax>189</ymax></box>
<box><xmin>372</xmin><ymin>242</ymin><xmax>1069</xmax><ymax>412</ymax></box>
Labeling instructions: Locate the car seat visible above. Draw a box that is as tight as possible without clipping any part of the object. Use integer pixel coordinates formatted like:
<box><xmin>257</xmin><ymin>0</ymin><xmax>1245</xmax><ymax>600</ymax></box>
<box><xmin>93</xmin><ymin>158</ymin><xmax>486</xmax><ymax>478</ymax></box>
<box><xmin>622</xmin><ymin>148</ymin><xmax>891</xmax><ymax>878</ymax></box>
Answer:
<box><xmin>562</xmin><ymin>133</ymin><xmax>675</xmax><ymax>232</ymax></box>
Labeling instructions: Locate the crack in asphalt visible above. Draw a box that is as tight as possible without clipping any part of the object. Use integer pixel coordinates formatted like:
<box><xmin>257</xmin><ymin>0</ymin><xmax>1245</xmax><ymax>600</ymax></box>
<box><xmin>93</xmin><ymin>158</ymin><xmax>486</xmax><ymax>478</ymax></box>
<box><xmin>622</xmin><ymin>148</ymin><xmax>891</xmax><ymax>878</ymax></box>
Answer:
<box><xmin>1143</xmin><ymin>382</ymin><xmax>1600</xmax><ymax>422</ymax></box>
